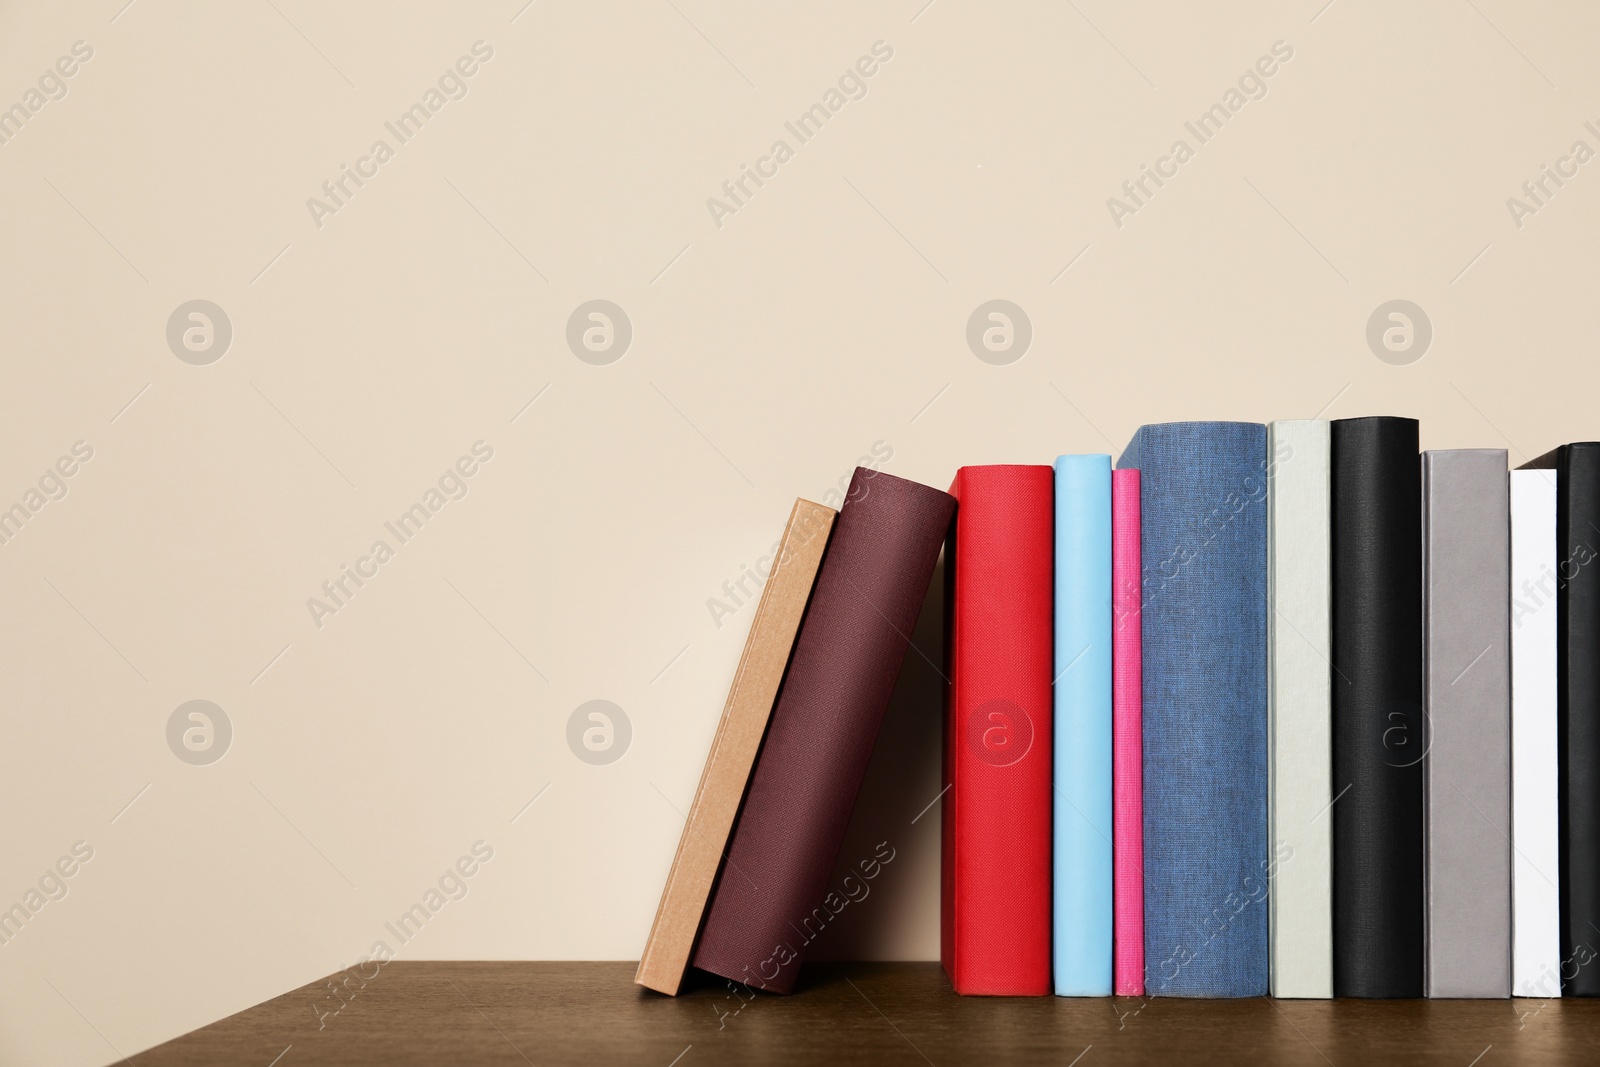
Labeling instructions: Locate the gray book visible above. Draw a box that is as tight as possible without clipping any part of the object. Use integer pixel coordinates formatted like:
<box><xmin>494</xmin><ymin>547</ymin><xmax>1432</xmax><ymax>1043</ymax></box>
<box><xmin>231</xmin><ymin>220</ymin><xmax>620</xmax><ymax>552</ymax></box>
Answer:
<box><xmin>1422</xmin><ymin>449</ymin><xmax>1511</xmax><ymax>998</ymax></box>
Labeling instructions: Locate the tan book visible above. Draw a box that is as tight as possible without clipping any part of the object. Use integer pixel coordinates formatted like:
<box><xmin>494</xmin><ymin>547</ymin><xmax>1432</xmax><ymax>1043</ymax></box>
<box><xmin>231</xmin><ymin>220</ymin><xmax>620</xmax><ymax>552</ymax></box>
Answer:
<box><xmin>635</xmin><ymin>498</ymin><xmax>835</xmax><ymax>995</ymax></box>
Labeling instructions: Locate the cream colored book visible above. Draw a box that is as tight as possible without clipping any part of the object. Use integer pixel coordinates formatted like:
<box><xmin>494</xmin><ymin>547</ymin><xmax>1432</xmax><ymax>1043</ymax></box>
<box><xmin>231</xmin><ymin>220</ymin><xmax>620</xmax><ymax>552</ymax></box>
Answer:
<box><xmin>1267</xmin><ymin>420</ymin><xmax>1333</xmax><ymax>998</ymax></box>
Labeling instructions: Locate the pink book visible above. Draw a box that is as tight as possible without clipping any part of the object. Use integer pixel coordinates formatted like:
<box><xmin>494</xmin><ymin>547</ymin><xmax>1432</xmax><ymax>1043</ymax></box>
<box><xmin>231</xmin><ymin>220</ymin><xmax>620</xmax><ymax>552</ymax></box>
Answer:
<box><xmin>1112</xmin><ymin>468</ymin><xmax>1144</xmax><ymax>996</ymax></box>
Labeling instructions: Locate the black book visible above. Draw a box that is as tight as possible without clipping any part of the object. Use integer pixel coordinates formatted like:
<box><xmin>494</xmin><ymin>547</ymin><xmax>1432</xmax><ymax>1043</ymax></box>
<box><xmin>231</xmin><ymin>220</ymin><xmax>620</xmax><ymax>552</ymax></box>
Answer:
<box><xmin>1330</xmin><ymin>416</ymin><xmax>1424</xmax><ymax>998</ymax></box>
<box><xmin>1520</xmin><ymin>443</ymin><xmax>1600</xmax><ymax>996</ymax></box>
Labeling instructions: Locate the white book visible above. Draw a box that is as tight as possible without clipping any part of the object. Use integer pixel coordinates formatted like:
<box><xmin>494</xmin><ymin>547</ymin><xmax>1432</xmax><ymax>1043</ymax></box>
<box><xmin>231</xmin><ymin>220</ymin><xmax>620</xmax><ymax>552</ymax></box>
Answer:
<box><xmin>1267</xmin><ymin>420</ymin><xmax>1333</xmax><ymax>998</ymax></box>
<box><xmin>1511</xmin><ymin>469</ymin><xmax>1561</xmax><ymax>997</ymax></box>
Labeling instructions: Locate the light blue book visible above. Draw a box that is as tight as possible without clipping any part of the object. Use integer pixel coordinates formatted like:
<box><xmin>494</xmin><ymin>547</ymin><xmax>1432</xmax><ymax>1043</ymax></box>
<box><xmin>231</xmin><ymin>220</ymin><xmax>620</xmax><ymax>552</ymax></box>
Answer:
<box><xmin>1053</xmin><ymin>454</ymin><xmax>1114</xmax><ymax>996</ymax></box>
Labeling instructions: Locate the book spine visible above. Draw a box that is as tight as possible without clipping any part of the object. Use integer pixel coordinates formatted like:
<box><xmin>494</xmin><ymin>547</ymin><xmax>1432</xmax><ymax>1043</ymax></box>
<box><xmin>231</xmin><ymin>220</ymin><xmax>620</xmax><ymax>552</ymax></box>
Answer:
<box><xmin>1112</xmin><ymin>468</ymin><xmax>1144</xmax><ymax>997</ymax></box>
<box><xmin>1330</xmin><ymin>416</ymin><xmax>1424</xmax><ymax>998</ymax></box>
<box><xmin>1120</xmin><ymin>422</ymin><xmax>1269</xmax><ymax>998</ymax></box>
<box><xmin>1053</xmin><ymin>455</ymin><xmax>1113</xmax><ymax>996</ymax></box>
<box><xmin>943</xmin><ymin>465</ymin><xmax>1053</xmax><ymax>996</ymax></box>
<box><xmin>1422</xmin><ymin>450</ymin><xmax>1511</xmax><ymax>998</ymax></box>
<box><xmin>636</xmin><ymin>499</ymin><xmax>836</xmax><ymax>995</ymax></box>
<box><xmin>1553</xmin><ymin>445</ymin><xmax>1600</xmax><ymax>995</ymax></box>
<box><xmin>1266</xmin><ymin>421</ymin><xmax>1333</xmax><ymax>999</ymax></box>
<box><xmin>693</xmin><ymin>468</ymin><xmax>955</xmax><ymax>994</ymax></box>
<box><xmin>1510</xmin><ymin>469</ymin><xmax>1561</xmax><ymax>998</ymax></box>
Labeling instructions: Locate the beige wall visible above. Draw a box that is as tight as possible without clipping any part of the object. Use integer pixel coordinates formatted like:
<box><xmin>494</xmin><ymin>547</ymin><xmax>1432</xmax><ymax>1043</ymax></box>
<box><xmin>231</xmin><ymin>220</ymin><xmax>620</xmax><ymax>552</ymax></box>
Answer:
<box><xmin>0</xmin><ymin>0</ymin><xmax>1593</xmax><ymax>1061</ymax></box>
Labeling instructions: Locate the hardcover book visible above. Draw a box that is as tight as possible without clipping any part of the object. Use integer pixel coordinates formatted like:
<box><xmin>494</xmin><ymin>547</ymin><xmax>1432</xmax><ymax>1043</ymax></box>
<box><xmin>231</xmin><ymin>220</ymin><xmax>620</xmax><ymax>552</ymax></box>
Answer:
<box><xmin>1330</xmin><ymin>416</ymin><xmax>1424</xmax><ymax>998</ymax></box>
<box><xmin>1266</xmin><ymin>420</ymin><xmax>1333</xmax><ymax>999</ymax></box>
<box><xmin>1510</xmin><ymin>468</ymin><xmax>1561</xmax><ymax>998</ymax></box>
<box><xmin>1112</xmin><ymin>468</ymin><xmax>1144</xmax><ymax>997</ymax></box>
<box><xmin>942</xmin><ymin>464</ymin><xmax>1053</xmax><ymax>996</ymax></box>
<box><xmin>1421</xmin><ymin>449</ymin><xmax>1511</xmax><ymax>999</ymax></box>
<box><xmin>692</xmin><ymin>469</ymin><xmax>955</xmax><ymax>994</ymax></box>
<box><xmin>1520</xmin><ymin>443</ymin><xmax>1600</xmax><ymax>997</ymax></box>
<box><xmin>1117</xmin><ymin>422</ymin><xmax>1269</xmax><ymax>998</ymax></box>
<box><xmin>635</xmin><ymin>499</ymin><xmax>835</xmax><ymax>995</ymax></box>
<box><xmin>1053</xmin><ymin>455</ymin><xmax>1113</xmax><ymax>997</ymax></box>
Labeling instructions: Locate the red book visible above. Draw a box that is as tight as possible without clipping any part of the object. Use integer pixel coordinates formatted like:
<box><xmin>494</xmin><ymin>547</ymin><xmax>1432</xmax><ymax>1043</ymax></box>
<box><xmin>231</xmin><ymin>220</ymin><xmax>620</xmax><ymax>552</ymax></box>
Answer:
<box><xmin>941</xmin><ymin>464</ymin><xmax>1053</xmax><ymax>995</ymax></box>
<box><xmin>1112</xmin><ymin>468</ymin><xmax>1145</xmax><ymax>996</ymax></box>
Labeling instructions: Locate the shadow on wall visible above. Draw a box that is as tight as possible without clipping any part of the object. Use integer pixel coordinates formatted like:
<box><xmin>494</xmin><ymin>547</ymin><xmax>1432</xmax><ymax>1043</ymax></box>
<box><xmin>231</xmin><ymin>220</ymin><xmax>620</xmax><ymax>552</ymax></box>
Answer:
<box><xmin>808</xmin><ymin>549</ymin><xmax>946</xmax><ymax>963</ymax></box>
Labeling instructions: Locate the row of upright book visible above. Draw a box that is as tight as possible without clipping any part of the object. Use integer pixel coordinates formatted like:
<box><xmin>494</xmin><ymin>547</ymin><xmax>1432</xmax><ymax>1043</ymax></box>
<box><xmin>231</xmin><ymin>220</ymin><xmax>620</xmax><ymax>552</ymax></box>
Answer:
<box><xmin>636</xmin><ymin>417</ymin><xmax>1597</xmax><ymax>1000</ymax></box>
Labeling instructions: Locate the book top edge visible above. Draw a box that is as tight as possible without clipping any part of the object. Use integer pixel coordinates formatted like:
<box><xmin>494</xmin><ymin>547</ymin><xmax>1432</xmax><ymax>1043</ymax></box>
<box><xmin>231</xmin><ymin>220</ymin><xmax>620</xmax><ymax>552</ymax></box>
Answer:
<box><xmin>1128</xmin><ymin>420</ymin><xmax>1266</xmax><ymax>433</ymax></box>
<box><xmin>846</xmin><ymin>467</ymin><xmax>952</xmax><ymax>496</ymax></box>
<box><xmin>1421</xmin><ymin>448</ymin><xmax>1509</xmax><ymax>461</ymax></box>
<box><xmin>1052</xmin><ymin>454</ymin><xmax>1111</xmax><ymax>469</ymax></box>
<box><xmin>1118</xmin><ymin>421</ymin><xmax>1267</xmax><ymax>467</ymax></box>
<box><xmin>1516</xmin><ymin>443</ymin><xmax>1600</xmax><ymax>470</ymax></box>
<box><xmin>1329</xmin><ymin>414</ymin><xmax>1419</xmax><ymax>427</ymax></box>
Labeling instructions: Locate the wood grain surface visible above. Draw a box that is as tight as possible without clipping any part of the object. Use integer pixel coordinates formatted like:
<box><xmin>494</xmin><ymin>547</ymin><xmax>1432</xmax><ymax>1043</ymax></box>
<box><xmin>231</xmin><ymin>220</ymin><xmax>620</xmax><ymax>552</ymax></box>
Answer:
<box><xmin>134</xmin><ymin>962</ymin><xmax>1597</xmax><ymax>1066</ymax></box>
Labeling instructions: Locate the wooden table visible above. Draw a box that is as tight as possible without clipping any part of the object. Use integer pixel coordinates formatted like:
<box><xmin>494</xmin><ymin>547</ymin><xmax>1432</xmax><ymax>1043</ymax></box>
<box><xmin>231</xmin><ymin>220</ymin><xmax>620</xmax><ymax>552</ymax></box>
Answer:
<box><xmin>136</xmin><ymin>962</ymin><xmax>1597</xmax><ymax>1065</ymax></box>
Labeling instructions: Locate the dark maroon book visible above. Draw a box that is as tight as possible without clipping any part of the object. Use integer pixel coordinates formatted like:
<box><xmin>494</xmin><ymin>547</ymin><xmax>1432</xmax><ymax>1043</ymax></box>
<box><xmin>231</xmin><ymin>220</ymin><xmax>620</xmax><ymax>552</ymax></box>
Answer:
<box><xmin>692</xmin><ymin>467</ymin><xmax>956</xmax><ymax>993</ymax></box>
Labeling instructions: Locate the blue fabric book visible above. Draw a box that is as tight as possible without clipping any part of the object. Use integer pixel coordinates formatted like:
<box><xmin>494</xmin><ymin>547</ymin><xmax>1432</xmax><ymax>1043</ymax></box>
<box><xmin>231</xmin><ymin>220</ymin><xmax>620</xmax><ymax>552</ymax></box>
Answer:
<box><xmin>1117</xmin><ymin>422</ymin><xmax>1269</xmax><ymax>997</ymax></box>
<box><xmin>1053</xmin><ymin>454</ymin><xmax>1114</xmax><ymax>995</ymax></box>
